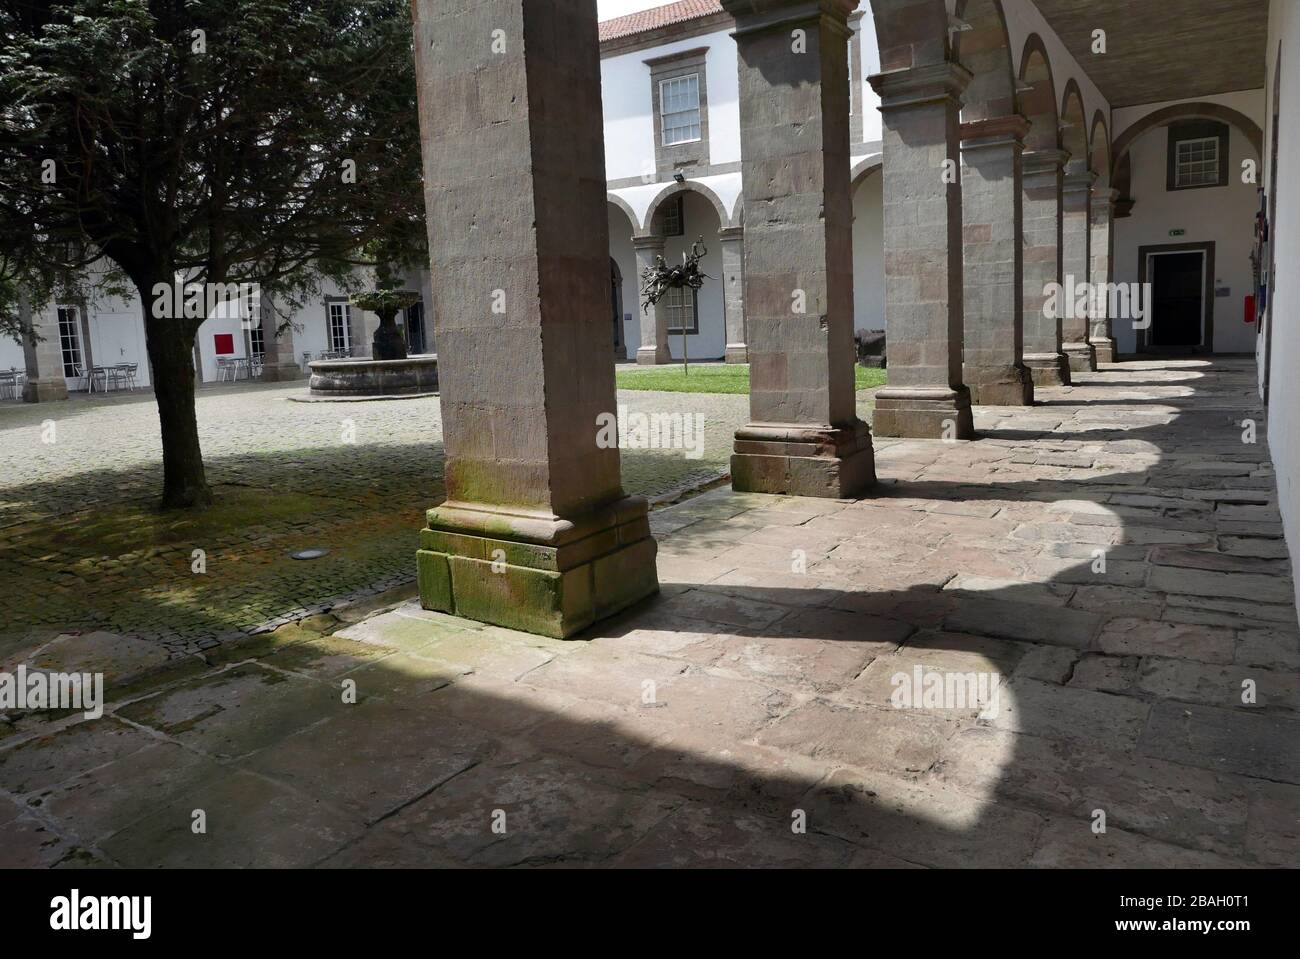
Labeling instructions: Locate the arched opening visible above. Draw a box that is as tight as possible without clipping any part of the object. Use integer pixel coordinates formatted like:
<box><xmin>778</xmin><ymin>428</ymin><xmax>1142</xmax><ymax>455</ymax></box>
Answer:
<box><xmin>1109</xmin><ymin>103</ymin><xmax>1263</xmax><ymax>357</ymax></box>
<box><xmin>609</xmin><ymin>257</ymin><xmax>624</xmax><ymax>360</ymax></box>
<box><xmin>1060</xmin><ymin>80</ymin><xmax>1090</xmax><ymax>175</ymax></box>
<box><xmin>1111</xmin><ymin>102</ymin><xmax>1264</xmax><ymax>176</ymax></box>
<box><xmin>1017</xmin><ymin>35</ymin><xmax>1070</xmax><ymax>385</ymax></box>
<box><xmin>953</xmin><ymin>0</ymin><xmax>1032</xmax><ymax>405</ymax></box>
<box><xmin>954</xmin><ymin>0</ymin><xmax>1016</xmax><ymax>123</ymax></box>
<box><xmin>851</xmin><ymin>163</ymin><xmax>884</xmax><ymax>336</ymax></box>
<box><xmin>642</xmin><ymin>185</ymin><xmax>727</xmax><ymax>361</ymax></box>
<box><xmin>1019</xmin><ymin>36</ymin><xmax>1059</xmax><ymax>154</ymax></box>
<box><xmin>1090</xmin><ymin>112</ymin><xmax>1112</xmax><ymax>190</ymax></box>
<box><xmin>608</xmin><ymin>199</ymin><xmax>639</xmax><ymax>362</ymax></box>
<box><xmin>1088</xmin><ymin>112</ymin><xmax>1118</xmax><ymax>364</ymax></box>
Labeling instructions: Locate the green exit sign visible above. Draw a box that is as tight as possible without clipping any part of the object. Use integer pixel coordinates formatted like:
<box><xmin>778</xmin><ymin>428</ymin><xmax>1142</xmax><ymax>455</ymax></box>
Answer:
<box><xmin>1169</xmin><ymin>229</ymin><xmax>1186</xmax><ymax>237</ymax></box>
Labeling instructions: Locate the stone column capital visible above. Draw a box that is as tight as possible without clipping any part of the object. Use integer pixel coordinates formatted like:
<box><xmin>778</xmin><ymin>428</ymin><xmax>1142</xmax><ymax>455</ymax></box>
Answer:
<box><xmin>960</xmin><ymin>114</ymin><xmax>1031</xmax><ymax>151</ymax></box>
<box><xmin>631</xmin><ymin>234</ymin><xmax>667</xmax><ymax>251</ymax></box>
<box><xmin>1022</xmin><ymin>148</ymin><xmax>1069</xmax><ymax>176</ymax></box>
<box><xmin>716</xmin><ymin>225</ymin><xmax>744</xmax><ymax>243</ymax></box>
<box><xmin>868</xmin><ymin>61</ymin><xmax>973</xmax><ymax>109</ymax></box>
<box><xmin>722</xmin><ymin>0</ymin><xmax>859</xmax><ymax>36</ymax></box>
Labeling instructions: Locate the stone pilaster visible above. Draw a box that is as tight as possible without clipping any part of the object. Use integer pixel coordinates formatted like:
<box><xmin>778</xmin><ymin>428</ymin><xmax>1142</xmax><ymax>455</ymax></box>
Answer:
<box><xmin>1061</xmin><ymin>170</ymin><xmax>1096</xmax><ymax>372</ymax></box>
<box><xmin>1089</xmin><ymin>187</ymin><xmax>1119</xmax><ymax>364</ymax></box>
<box><xmin>410</xmin><ymin>0</ymin><xmax>657</xmax><ymax>638</ymax></box>
<box><xmin>868</xmin><ymin>60</ymin><xmax>975</xmax><ymax>438</ymax></box>
<box><xmin>722</xmin><ymin>0</ymin><xmax>875</xmax><ymax>497</ymax></box>
<box><xmin>632</xmin><ymin>235</ymin><xmax>671</xmax><ymax>365</ymax></box>
<box><xmin>960</xmin><ymin>115</ymin><xmax>1033</xmax><ymax>406</ymax></box>
<box><xmin>718</xmin><ymin>225</ymin><xmax>747</xmax><ymax>363</ymax></box>
<box><xmin>258</xmin><ymin>293</ymin><xmax>303</xmax><ymax>381</ymax></box>
<box><xmin>1021</xmin><ymin>149</ymin><xmax>1070</xmax><ymax>386</ymax></box>
<box><xmin>20</xmin><ymin>292</ymin><xmax>69</xmax><ymax>403</ymax></box>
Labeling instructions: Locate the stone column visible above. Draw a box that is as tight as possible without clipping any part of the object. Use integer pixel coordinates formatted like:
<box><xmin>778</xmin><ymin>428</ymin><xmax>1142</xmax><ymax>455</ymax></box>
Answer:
<box><xmin>347</xmin><ymin>304</ymin><xmax>369</xmax><ymax>358</ymax></box>
<box><xmin>410</xmin><ymin>0</ymin><xmax>657</xmax><ymax>638</ymax></box>
<box><xmin>1061</xmin><ymin>170</ymin><xmax>1096</xmax><ymax>372</ymax></box>
<box><xmin>20</xmin><ymin>292</ymin><xmax>70</xmax><ymax>403</ymax></box>
<box><xmin>632</xmin><ymin>235</ymin><xmax>671</xmax><ymax>365</ymax></box>
<box><xmin>868</xmin><ymin>61</ymin><xmax>975</xmax><ymax>438</ymax></box>
<box><xmin>1089</xmin><ymin>187</ymin><xmax>1119</xmax><ymax>364</ymax></box>
<box><xmin>1021</xmin><ymin>149</ymin><xmax>1070</xmax><ymax>386</ymax></box>
<box><xmin>258</xmin><ymin>293</ymin><xmax>303</xmax><ymax>381</ymax></box>
<box><xmin>722</xmin><ymin>0</ymin><xmax>874</xmax><ymax>497</ymax></box>
<box><xmin>960</xmin><ymin>115</ymin><xmax>1033</xmax><ymax>406</ymax></box>
<box><xmin>719</xmin><ymin>225</ymin><xmax>747</xmax><ymax>363</ymax></box>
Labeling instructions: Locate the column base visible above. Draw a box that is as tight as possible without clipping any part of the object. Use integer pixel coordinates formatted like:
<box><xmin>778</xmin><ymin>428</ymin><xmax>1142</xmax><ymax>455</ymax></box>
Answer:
<box><xmin>260</xmin><ymin>362</ymin><xmax>304</xmax><ymax>382</ymax></box>
<box><xmin>724</xmin><ymin>343</ymin><xmax>749</xmax><ymax>364</ymax></box>
<box><xmin>636</xmin><ymin>346</ymin><xmax>671</xmax><ymax>365</ymax></box>
<box><xmin>1091</xmin><ymin>338</ymin><xmax>1117</xmax><ymax>365</ymax></box>
<box><xmin>416</xmin><ymin>496</ymin><xmax>659</xmax><ymax>639</ymax></box>
<box><xmin>1064</xmin><ymin>342</ymin><xmax>1097</xmax><ymax>372</ymax></box>
<box><xmin>965</xmin><ymin>364</ymin><xmax>1034</xmax><ymax>406</ymax></box>
<box><xmin>731</xmin><ymin>420</ymin><xmax>875</xmax><ymax>498</ymax></box>
<box><xmin>1024</xmin><ymin>352</ymin><xmax>1072</xmax><ymax>387</ymax></box>
<box><xmin>22</xmin><ymin>379</ymin><xmax>69</xmax><ymax>403</ymax></box>
<box><xmin>871</xmin><ymin>386</ymin><xmax>974</xmax><ymax>440</ymax></box>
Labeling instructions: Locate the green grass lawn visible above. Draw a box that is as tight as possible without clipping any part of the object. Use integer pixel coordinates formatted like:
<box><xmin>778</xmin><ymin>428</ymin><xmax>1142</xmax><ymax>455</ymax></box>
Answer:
<box><xmin>616</xmin><ymin>362</ymin><xmax>886</xmax><ymax>394</ymax></box>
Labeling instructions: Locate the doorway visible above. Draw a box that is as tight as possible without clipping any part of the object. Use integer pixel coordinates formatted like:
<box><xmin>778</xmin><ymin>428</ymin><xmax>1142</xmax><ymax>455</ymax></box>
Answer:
<box><xmin>1137</xmin><ymin>241</ymin><xmax>1215</xmax><ymax>353</ymax></box>
<box><xmin>610</xmin><ymin>258</ymin><xmax>626</xmax><ymax>360</ymax></box>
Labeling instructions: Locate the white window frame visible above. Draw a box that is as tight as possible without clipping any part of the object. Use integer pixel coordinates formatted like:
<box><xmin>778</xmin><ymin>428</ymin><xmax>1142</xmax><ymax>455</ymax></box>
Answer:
<box><xmin>663</xmin><ymin>285</ymin><xmax>699</xmax><ymax>336</ymax></box>
<box><xmin>1174</xmin><ymin>136</ymin><xmax>1221</xmax><ymax>189</ymax></box>
<box><xmin>327</xmin><ymin>301</ymin><xmax>351</xmax><ymax>353</ymax></box>
<box><xmin>245</xmin><ymin>324</ymin><xmax>265</xmax><ymax>361</ymax></box>
<box><xmin>661</xmin><ymin>195</ymin><xmax>684</xmax><ymax>237</ymax></box>
<box><xmin>659</xmin><ymin>74</ymin><xmax>702</xmax><ymax>146</ymax></box>
<box><xmin>57</xmin><ymin>306</ymin><xmax>83</xmax><ymax>377</ymax></box>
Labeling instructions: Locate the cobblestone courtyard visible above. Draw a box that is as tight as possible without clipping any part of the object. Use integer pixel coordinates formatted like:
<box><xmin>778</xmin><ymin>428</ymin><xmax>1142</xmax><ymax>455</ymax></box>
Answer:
<box><xmin>0</xmin><ymin>378</ymin><xmax>785</xmax><ymax>656</ymax></box>
<box><xmin>1</xmin><ymin>358</ymin><xmax>1295</xmax><ymax>867</ymax></box>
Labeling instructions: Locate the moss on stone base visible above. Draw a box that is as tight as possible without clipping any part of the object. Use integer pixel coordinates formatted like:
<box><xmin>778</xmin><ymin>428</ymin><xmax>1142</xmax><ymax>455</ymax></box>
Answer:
<box><xmin>415</xmin><ymin>534</ymin><xmax>658</xmax><ymax>639</ymax></box>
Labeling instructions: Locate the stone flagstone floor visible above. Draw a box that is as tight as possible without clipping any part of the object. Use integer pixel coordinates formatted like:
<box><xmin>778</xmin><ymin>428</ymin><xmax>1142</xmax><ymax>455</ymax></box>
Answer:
<box><xmin>1</xmin><ymin>358</ymin><xmax>1296</xmax><ymax>867</ymax></box>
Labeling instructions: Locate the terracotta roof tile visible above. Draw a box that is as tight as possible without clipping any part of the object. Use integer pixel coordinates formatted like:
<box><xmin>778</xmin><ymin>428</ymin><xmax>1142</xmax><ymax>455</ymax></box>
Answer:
<box><xmin>599</xmin><ymin>0</ymin><xmax>725</xmax><ymax>43</ymax></box>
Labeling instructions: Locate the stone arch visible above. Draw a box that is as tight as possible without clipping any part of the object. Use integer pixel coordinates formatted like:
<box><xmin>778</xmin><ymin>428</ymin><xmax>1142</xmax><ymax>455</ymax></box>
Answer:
<box><xmin>1110</xmin><ymin>102</ymin><xmax>1264</xmax><ymax>177</ymax></box>
<box><xmin>850</xmin><ymin>154</ymin><xmax>883</xmax><ymax>192</ymax></box>
<box><xmin>953</xmin><ymin>0</ymin><xmax>1016</xmax><ymax>122</ymax></box>
<box><xmin>607</xmin><ymin>193</ymin><xmax>641</xmax><ymax>236</ymax></box>
<box><xmin>641</xmin><ymin>180</ymin><xmax>731</xmax><ymax>236</ymax></box>
<box><xmin>1018</xmin><ymin>34</ymin><xmax>1059</xmax><ymax>153</ymax></box>
<box><xmin>1059</xmin><ymin>78</ymin><xmax>1089</xmax><ymax>173</ymax></box>
<box><xmin>869</xmin><ymin>0</ymin><xmax>953</xmax><ymax>72</ymax></box>
<box><xmin>1089</xmin><ymin>111</ymin><xmax>1111</xmax><ymax>188</ymax></box>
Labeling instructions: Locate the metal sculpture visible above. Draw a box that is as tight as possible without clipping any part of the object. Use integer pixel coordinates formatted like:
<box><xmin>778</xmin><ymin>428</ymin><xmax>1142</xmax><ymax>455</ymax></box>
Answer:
<box><xmin>639</xmin><ymin>236</ymin><xmax>710</xmax><ymax>374</ymax></box>
<box><xmin>640</xmin><ymin>236</ymin><xmax>710</xmax><ymax>310</ymax></box>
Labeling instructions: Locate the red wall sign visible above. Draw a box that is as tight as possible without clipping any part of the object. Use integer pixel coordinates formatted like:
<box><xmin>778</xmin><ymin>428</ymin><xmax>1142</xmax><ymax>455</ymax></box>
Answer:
<box><xmin>214</xmin><ymin>333</ymin><xmax>235</xmax><ymax>355</ymax></box>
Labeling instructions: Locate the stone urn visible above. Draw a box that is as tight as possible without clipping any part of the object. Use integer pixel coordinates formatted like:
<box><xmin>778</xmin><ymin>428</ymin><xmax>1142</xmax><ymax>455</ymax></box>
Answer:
<box><xmin>352</xmin><ymin>289</ymin><xmax>422</xmax><ymax>361</ymax></box>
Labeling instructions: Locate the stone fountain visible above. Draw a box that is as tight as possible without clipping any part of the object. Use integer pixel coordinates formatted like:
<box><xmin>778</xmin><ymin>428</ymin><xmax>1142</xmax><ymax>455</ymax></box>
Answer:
<box><xmin>306</xmin><ymin>288</ymin><xmax>438</xmax><ymax>399</ymax></box>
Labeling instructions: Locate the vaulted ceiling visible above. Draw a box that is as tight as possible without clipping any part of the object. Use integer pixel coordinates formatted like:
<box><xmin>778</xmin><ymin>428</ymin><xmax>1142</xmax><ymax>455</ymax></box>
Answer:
<box><xmin>1032</xmin><ymin>0</ymin><xmax>1268</xmax><ymax>108</ymax></box>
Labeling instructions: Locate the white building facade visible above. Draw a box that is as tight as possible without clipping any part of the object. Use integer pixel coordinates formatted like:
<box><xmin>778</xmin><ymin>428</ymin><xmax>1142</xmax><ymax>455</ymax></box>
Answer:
<box><xmin>2</xmin><ymin>0</ymin><xmax>1268</xmax><ymax>392</ymax></box>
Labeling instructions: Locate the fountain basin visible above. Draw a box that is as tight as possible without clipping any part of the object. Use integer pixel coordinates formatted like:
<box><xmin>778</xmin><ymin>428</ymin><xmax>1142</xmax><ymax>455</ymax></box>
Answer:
<box><xmin>303</xmin><ymin>355</ymin><xmax>438</xmax><ymax>400</ymax></box>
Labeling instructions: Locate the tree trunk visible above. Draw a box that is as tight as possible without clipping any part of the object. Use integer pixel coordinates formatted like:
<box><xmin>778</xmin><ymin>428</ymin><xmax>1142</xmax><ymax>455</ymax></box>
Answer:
<box><xmin>140</xmin><ymin>282</ymin><xmax>213</xmax><ymax>509</ymax></box>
